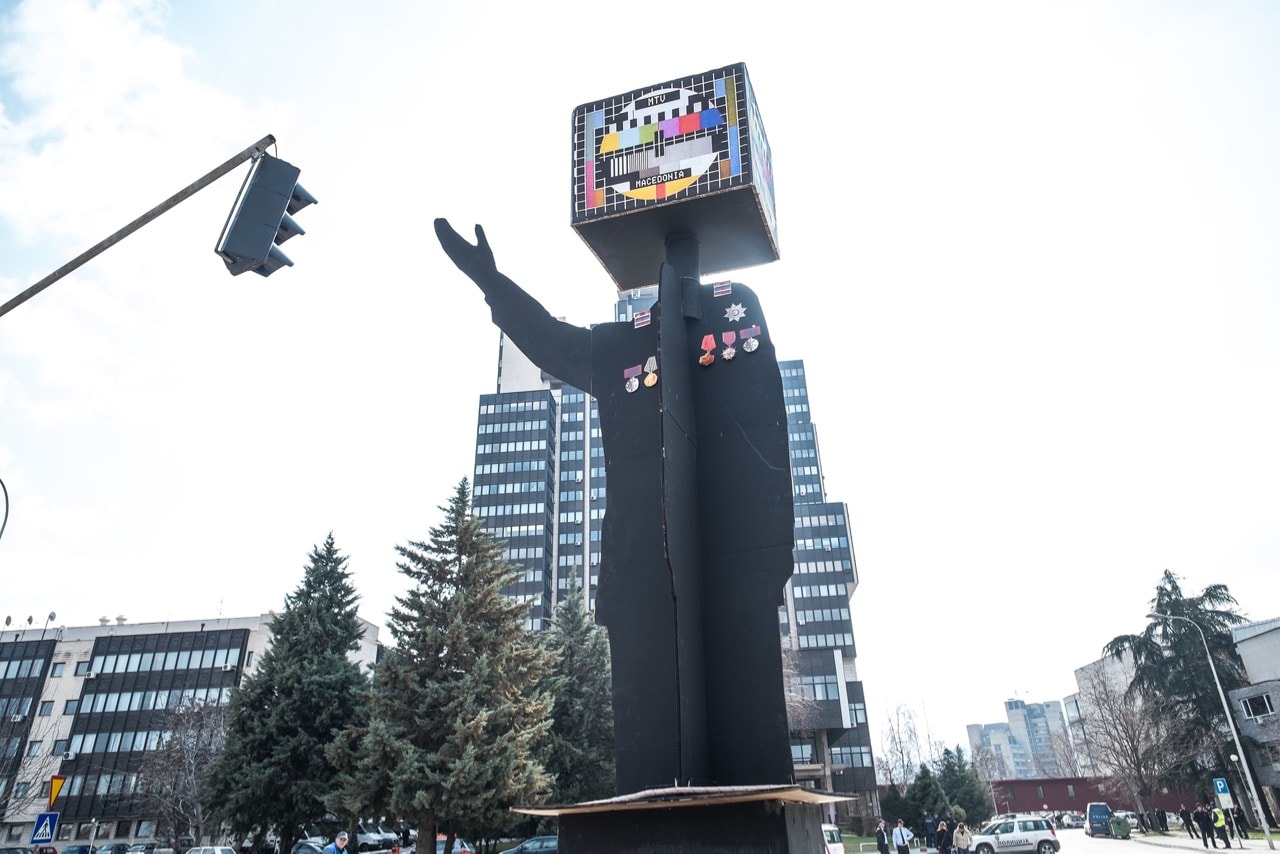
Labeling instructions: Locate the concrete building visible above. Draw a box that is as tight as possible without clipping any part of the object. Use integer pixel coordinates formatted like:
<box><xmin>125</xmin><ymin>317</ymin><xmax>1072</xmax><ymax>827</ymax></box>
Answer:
<box><xmin>469</xmin><ymin>286</ymin><xmax>877</xmax><ymax>822</ymax></box>
<box><xmin>0</xmin><ymin>615</ymin><xmax>379</xmax><ymax>848</ymax></box>
<box><xmin>1064</xmin><ymin>651</ymin><xmax>1137</xmax><ymax>777</ymax></box>
<box><xmin>968</xmin><ymin>699</ymin><xmax>1071</xmax><ymax>779</ymax></box>
<box><xmin>1226</xmin><ymin>616</ymin><xmax>1280</xmax><ymax>821</ymax></box>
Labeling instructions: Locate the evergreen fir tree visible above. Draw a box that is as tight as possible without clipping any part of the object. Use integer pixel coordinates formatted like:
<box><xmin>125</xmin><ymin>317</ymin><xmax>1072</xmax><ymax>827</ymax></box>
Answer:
<box><xmin>537</xmin><ymin>579</ymin><xmax>615</xmax><ymax>805</ymax></box>
<box><xmin>934</xmin><ymin>747</ymin><xmax>992</xmax><ymax>826</ymax></box>
<box><xmin>366</xmin><ymin>480</ymin><xmax>551</xmax><ymax>849</ymax></box>
<box><xmin>903</xmin><ymin>765</ymin><xmax>951</xmax><ymax>832</ymax></box>
<box><xmin>206</xmin><ymin>534</ymin><xmax>368</xmax><ymax>846</ymax></box>
<box><xmin>1104</xmin><ymin>571</ymin><xmax>1247</xmax><ymax>760</ymax></box>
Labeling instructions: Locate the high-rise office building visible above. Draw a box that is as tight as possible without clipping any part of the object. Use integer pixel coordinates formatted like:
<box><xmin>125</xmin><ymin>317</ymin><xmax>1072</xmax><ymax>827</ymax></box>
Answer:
<box><xmin>470</xmin><ymin>287</ymin><xmax>877</xmax><ymax>822</ymax></box>
<box><xmin>968</xmin><ymin>699</ymin><xmax>1071</xmax><ymax>779</ymax></box>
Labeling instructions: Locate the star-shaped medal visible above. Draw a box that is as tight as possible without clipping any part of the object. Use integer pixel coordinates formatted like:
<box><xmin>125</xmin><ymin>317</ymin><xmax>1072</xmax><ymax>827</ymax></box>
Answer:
<box><xmin>723</xmin><ymin>303</ymin><xmax>747</xmax><ymax>323</ymax></box>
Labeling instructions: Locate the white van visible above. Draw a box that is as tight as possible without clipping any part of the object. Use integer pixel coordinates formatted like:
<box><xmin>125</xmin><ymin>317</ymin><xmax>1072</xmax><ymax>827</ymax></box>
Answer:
<box><xmin>822</xmin><ymin>824</ymin><xmax>846</xmax><ymax>854</ymax></box>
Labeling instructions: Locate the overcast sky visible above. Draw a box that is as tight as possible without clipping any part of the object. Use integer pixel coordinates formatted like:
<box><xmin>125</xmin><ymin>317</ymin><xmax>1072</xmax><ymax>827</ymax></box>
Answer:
<box><xmin>2</xmin><ymin>0</ymin><xmax>1278</xmax><ymax>760</ymax></box>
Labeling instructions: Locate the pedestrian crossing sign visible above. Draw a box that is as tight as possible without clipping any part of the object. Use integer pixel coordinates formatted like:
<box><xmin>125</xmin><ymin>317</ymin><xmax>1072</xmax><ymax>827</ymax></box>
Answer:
<box><xmin>31</xmin><ymin>812</ymin><xmax>59</xmax><ymax>845</ymax></box>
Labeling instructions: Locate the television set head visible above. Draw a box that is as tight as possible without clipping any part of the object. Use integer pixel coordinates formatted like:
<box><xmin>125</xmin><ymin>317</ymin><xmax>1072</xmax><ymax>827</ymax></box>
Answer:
<box><xmin>570</xmin><ymin>62</ymin><xmax>778</xmax><ymax>289</ymax></box>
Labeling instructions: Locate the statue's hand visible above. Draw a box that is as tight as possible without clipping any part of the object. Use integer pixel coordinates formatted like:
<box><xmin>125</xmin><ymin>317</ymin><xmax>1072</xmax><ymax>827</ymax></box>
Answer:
<box><xmin>434</xmin><ymin>218</ymin><xmax>496</xmax><ymax>281</ymax></box>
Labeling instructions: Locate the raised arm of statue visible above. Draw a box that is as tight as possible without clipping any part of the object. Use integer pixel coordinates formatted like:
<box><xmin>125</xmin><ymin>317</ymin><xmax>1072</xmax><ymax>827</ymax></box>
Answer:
<box><xmin>434</xmin><ymin>218</ymin><xmax>592</xmax><ymax>391</ymax></box>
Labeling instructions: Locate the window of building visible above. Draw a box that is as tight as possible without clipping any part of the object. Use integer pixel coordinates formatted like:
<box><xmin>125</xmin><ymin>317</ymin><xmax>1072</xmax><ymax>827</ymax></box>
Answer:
<box><xmin>790</xmin><ymin>737</ymin><xmax>818</xmax><ymax>764</ymax></box>
<box><xmin>136</xmin><ymin>821</ymin><xmax>155</xmax><ymax>839</ymax></box>
<box><xmin>14</xmin><ymin>781</ymin><xmax>30</xmax><ymax>798</ymax></box>
<box><xmin>27</xmin><ymin>740</ymin><xmax>43</xmax><ymax>757</ymax></box>
<box><xmin>1036</xmin><ymin>785</ymin><xmax>1045</xmax><ymax>799</ymax></box>
<box><xmin>64</xmin><ymin>699</ymin><xmax>79</xmax><ymax>715</ymax></box>
<box><xmin>1241</xmin><ymin>694</ymin><xmax>1275</xmax><ymax>718</ymax></box>
<box><xmin>40</xmin><ymin>780</ymin><xmax>51</xmax><ymax>797</ymax></box>
<box><xmin>53</xmin><ymin>738</ymin><xmax>68</xmax><ymax>755</ymax></box>
<box><xmin>74</xmin><ymin>661</ymin><xmax>90</xmax><ymax>676</ymax></box>
<box><xmin>5</xmin><ymin>826</ymin><xmax>21</xmax><ymax>842</ymax></box>
<box><xmin>829</xmin><ymin>745</ymin><xmax>874</xmax><ymax>767</ymax></box>
<box><xmin>51</xmin><ymin>662</ymin><xmax>65</xmax><ymax>678</ymax></box>
<box><xmin>1267</xmin><ymin>744</ymin><xmax>1280</xmax><ymax>769</ymax></box>
<box><xmin>39</xmin><ymin>700</ymin><xmax>54</xmax><ymax>716</ymax></box>
<box><xmin>1067</xmin><ymin>784</ymin><xmax>1076</xmax><ymax>798</ymax></box>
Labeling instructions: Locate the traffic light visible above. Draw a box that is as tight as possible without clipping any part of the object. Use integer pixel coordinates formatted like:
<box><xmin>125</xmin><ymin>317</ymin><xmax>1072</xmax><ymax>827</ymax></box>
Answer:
<box><xmin>216</xmin><ymin>153</ymin><xmax>316</xmax><ymax>276</ymax></box>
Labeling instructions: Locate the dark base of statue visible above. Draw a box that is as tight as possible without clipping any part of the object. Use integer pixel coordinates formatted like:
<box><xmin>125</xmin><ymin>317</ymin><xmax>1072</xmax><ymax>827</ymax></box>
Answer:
<box><xmin>516</xmin><ymin>785</ymin><xmax>846</xmax><ymax>854</ymax></box>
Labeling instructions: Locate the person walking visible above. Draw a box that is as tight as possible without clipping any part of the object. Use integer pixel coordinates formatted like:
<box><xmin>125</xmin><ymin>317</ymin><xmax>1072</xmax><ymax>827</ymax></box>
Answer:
<box><xmin>1180</xmin><ymin>805</ymin><xmax>1197</xmax><ymax>839</ymax></box>
<box><xmin>952</xmin><ymin>822</ymin><xmax>973</xmax><ymax>854</ymax></box>
<box><xmin>322</xmin><ymin>833</ymin><xmax>349</xmax><ymax>854</ymax></box>
<box><xmin>924</xmin><ymin>812</ymin><xmax>937</xmax><ymax>850</ymax></box>
<box><xmin>1231</xmin><ymin>805</ymin><xmax>1250</xmax><ymax>840</ymax></box>
<box><xmin>1194</xmin><ymin>804</ymin><xmax>1217</xmax><ymax>849</ymax></box>
<box><xmin>936</xmin><ymin>820</ymin><xmax>952</xmax><ymax>854</ymax></box>
<box><xmin>877</xmin><ymin>819</ymin><xmax>892</xmax><ymax>854</ymax></box>
<box><xmin>893</xmin><ymin>820</ymin><xmax>915</xmax><ymax>854</ymax></box>
<box><xmin>1212</xmin><ymin>805</ymin><xmax>1231</xmax><ymax>849</ymax></box>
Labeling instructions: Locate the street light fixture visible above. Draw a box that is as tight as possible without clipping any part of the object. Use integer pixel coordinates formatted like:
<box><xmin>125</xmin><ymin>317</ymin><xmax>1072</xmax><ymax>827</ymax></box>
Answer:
<box><xmin>1147</xmin><ymin>612</ymin><xmax>1275</xmax><ymax>849</ymax></box>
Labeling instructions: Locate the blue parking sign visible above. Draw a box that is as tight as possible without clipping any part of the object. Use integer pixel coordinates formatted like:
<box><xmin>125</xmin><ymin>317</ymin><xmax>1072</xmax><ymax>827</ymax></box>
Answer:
<box><xmin>1214</xmin><ymin>777</ymin><xmax>1229</xmax><ymax>795</ymax></box>
<box><xmin>31</xmin><ymin>812</ymin><xmax>59</xmax><ymax>845</ymax></box>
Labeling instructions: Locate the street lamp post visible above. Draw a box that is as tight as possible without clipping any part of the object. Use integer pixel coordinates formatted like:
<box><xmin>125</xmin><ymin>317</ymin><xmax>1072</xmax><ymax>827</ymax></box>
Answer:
<box><xmin>1148</xmin><ymin>612</ymin><xmax>1275</xmax><ymax>850</ymax></box>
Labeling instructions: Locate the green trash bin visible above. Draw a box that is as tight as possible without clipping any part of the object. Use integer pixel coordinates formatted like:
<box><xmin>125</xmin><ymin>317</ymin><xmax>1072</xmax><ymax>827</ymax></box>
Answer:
<box><xmin>1110</xmin><ymin>817</ymin><xmax>1131</xmax><ymax>839</ymax></box>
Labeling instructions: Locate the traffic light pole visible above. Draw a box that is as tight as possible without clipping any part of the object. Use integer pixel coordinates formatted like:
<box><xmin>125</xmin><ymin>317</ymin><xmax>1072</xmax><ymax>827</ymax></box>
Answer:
<box><xmin>0</xmin><ymin>133</ymin><xmax>277</xmax><ymax>320</ymax></box>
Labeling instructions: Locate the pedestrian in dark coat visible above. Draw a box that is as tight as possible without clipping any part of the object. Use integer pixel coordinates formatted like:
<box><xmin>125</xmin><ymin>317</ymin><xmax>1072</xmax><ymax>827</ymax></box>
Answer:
<box><xmin>1180</xmin><ymin>805</ymin><xmax>1196</xmax><ymax>839</ymax></box>
<box><xmin>936</xmin><ymin>820</ymin><xmax>952</xmax><ymax>854</ymax></box>
<box><xmin>1194</xmin><ymin>804</ymin><xmax>1217</xmax><ymax>849</ymax></box>
<box><xmin>1231</xmin><ymin>805</ymin><xmax>1249</xmax><ymax>839</ymax></box>
<box><xmin>877</xmin><ymin>820</ymin><xmax>892</xmax><ymax>854</ymax></box>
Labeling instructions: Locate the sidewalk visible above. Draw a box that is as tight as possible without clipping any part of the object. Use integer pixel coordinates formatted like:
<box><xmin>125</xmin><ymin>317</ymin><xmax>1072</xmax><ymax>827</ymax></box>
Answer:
<box><xmin>1128</xmin><ymin>829</ymin><xmax>1271</xmax><ymax>851</ymax></box>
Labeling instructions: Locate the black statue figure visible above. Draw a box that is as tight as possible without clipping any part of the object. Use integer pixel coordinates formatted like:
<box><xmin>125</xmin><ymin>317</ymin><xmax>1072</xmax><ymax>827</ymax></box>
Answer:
<box><xmin>435</xmin><ymin>219</ymin><xmax>795</xmax><ymax>795</ymax></box>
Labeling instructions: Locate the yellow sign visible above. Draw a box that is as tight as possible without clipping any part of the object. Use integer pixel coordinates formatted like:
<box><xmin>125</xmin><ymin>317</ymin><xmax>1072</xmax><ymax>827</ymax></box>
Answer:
<box><xmin>48</xmin><ymin>775</ymin><xmax>65</xmax><ymax>810</ymax></box>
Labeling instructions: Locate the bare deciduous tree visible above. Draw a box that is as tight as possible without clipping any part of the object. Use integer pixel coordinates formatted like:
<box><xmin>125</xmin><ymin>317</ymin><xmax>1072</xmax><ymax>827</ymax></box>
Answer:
<box><xmin>879</xmin><ymin>705</ymin><xmax>923</xmax><ymax>788</ymax></box>
<box><xmin>1</xmin><ymin>712</ymin><xmax>67</xmax><ymax>822</ymax></box>
<box><xmin>1077</xmin><ymin>666</ymin><xmax>1205</xmax><ymax>816</ymax></box>
<box><xmin>136</xmin><ymin>700</ymin><xmax>227</xmax><ymax>844</ymax></box>
<box><xmin>781</xmin><ymin>641</ymin><xmax>821</xmax><ymax>731</ymax></box>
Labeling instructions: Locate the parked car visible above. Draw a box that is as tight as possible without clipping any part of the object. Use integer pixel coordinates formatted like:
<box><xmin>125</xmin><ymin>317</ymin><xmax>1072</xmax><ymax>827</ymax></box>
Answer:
<box><xmin>129</xmin><ymin>844</ymin><xmax>175</xmax><ymax>854</ymax></box>
<box><xmin>822</xmin><ymin>824</ymin><xmax>845</xmax><ymax>854</ymax></box>
<box><xmin>1059</xmin><ymin>812</ymin><xmax>1084</xmax><ymax>829</ymax></box>
<box><xmin>96</xmin><ymin>844</ymin><xmax>132</xmax><ymax>854</ymax></box>
<box><xmin>433</xmin><ymin>840</ymin><xmax>472</xmax><ymax>854</ymax></box>
<box><xmin>188</xmin><ymin>846</ymin><xmax>237</xmax><ymax>854</ymax></box>
<box><xmin>61</xmin><ymin>845</ymin><xmax>97</xmax><ymax>854</ymax></box>
<box><xmin>34</xmin><ymin>846</ymin><xmax>58</xmax><ymax>854</ymax></box>
<box><xmin>375</xmin><ymin>827</ymin><xmax>398</xmax><ymax>852</ymax></box>
<box><xmin>972</xmin><ymin>815</ymin><xmax>1059</xmax><ymax>854</ymax></box>
<box><xmin>0</xmin><ymin>846</ymin><xmax>34</xmax><ymax>854</ymax></box>
<box><xmin>288</xmin><ymin>842</ymin><xmax>323</xmax><ymax>854</ymax></box>
<box><xmin>505</xmin><ymin>837</ymin><xmax>557</xmax><ymax>854</ymax></box>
